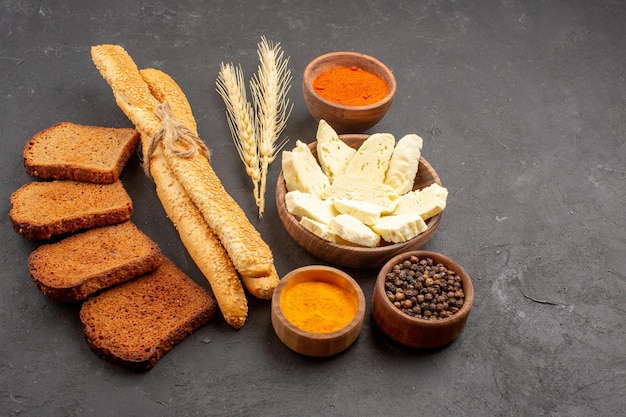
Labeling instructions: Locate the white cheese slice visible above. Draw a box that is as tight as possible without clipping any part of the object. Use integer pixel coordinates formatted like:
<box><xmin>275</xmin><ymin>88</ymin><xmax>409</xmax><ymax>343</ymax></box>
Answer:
<box><xmin>392</xmin><ymin>183</ymin><xmax>448</xmax><ymax>220</ymax></box>
<box><xmin>391</xmin><ymin>192</ymin><xmax>419</xmax><ymax>215</ymax></box>
<box><xmin>332</xmin><ymin>198</ymin><xmax>382</xmax><ymax>225</ymax></box>
<box><xmin>285</xmin><ymin>190</ymin><xmax>338</xmax><ymax>225</ymax></box>
<box><xmin>329</xmin><ymin>214</ymin><xmax>381</xmax><ymax>248</ymax></box>
<box><xmin>371</xmin><ymin>214</ymin><xmax>428</xmax><ymax>243</ymax></box>
<box><xmin>384</xmin><ymin>134</ymin><xmax>423</xmax><ymax>195</ymax></box>
<box><xmin>324</xmin><ymin>174</ymin><xmax>399</xmax><ymax>214</ymax></box>
<box><xmin>414</xmin><ymin>183</ymin><xmax>448</xmax><ymax>219</ymax></box>
<box><xmin>343</xmin><ymin>133</ymin><xmax>395</xmax><ymax>182</ymax></box>
<box><xmin>281</xmin><ymin>150</ymin><xmax>298</xmax><ymax>192</ymax></box>
<box><xmin>300</xmin><ymin>216</ymin><xmax>337</xmax><ymax>242</ymax></box>
<box><xmin>282</xmin><ymin>140</ymin><xmax>330</xmax><ymax>197</ymax></box>
<box><xmin>315</xmin><ymin>120</ymin><xmax>356</xmax><ymax>183</ymax></box>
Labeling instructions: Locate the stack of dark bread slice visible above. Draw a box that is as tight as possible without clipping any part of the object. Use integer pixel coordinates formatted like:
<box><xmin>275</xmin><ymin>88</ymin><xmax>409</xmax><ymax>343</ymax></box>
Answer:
<box><xmin>9</xmin><ymin>122</ymin><xmax>217</xmax><ymax>370</ymax></box>
<box><xmin>11</xmin><ymin>122</ymin><xmax>139</xmax><ymax>239</ymax></box>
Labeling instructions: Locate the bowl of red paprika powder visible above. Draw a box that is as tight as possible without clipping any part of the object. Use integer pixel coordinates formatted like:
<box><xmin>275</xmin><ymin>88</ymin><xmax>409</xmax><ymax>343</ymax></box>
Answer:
<box><xmin>302</xmin><ymin>51</ymin><xmax>396</xmax><ymax>133</ymax></box>
<box><xmin>271</xmin><ymin>265</ymin><xmax>366</xmax><ymax>357</ymax></box>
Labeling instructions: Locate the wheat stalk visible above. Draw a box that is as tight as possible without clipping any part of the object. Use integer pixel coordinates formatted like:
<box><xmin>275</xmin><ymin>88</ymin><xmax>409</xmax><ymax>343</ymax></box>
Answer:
<box><xmin>216</xmin><ymin>38</ymin><xmax>292</xmax><ymax>218</ymax></box>
<box><xmin>216</xmin><ymin>62</ymin><xmax>261</xmax><ymax>207</ymax></box>
<box><xmin>250</xmin><ymin>36</ymin><xmax>293</xmax><ymax>218</ymax></box>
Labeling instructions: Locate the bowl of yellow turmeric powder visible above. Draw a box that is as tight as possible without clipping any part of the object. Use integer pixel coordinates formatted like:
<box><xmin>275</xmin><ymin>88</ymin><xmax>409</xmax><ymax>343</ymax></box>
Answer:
<box><xmin>303</xmin><ymin>51</ymin><xmax>396</xmax><ymax>133</ymax></box>
<box><xmin>271</xmin><ymin>265</ymin><xmax>366</xmax><ymax>357</ymax></box>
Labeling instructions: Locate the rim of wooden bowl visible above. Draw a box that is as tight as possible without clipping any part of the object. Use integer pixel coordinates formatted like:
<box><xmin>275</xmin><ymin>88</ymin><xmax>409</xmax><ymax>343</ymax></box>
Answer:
<box><xmin>271</xmin><ymin>265</ymin><xmax>366</xmax><ymax>357</ymax></box>
<box><xmin>275</xmin><ymin>134</ymin><xmax>443</xmax><ymax>268</ymax></box>
<box><xmin>302</xmin><ymin>51</ymin><xmax>397</xmax><ymax>110</ymax></box>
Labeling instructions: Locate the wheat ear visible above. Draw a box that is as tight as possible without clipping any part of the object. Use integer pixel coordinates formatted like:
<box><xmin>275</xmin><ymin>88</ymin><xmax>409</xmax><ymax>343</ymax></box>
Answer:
<box><xmin>216</xmin><ymin>62</ymin><xmax>261</xmax><ymax>206</ymax></box>
<box><xmin>250</xmin><ymin>36</ymin><xmax>293</xmax><ymax>218</ymax></box>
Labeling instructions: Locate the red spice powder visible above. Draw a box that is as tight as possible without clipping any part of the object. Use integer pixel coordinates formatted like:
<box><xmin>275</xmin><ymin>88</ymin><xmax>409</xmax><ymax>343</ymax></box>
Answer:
<box><xmin>312</xmin><ymin>65</ymin><xmax>389</xmax><ymax>106</ymax></box>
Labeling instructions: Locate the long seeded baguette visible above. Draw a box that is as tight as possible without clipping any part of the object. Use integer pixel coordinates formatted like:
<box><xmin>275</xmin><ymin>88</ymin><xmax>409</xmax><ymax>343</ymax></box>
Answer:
<box><xmin>140</xmin><ymin>68</ymin><xmax>247</xmax><ymax>326</ymax></box>
<box><xmin>91</xmin><ymin>44</ymin><xmax>274</xmax><ymax>279</ymax></box>
<box><xmin>163</xmin><ymin>152</ymin><xmax>274</xmax><ymax>278</ymax></box>
<box><xmin>149</xmin><ymin>142</ymin><xmax>247</xmax><ymax>328</ymax></box>
<box><xmin>140</xmin><ymin>68</ymin><xmax>277</xmax><ymax>300</ymax></box>
<box><xmin>142</xmin><ymin>68</ymin><xmax>279</xmax><ymax>299</ymax></box>
<box><xmin>90</xmin><ymin>49</ymin><xmax>247</xmax><ymax>326</ymax></box>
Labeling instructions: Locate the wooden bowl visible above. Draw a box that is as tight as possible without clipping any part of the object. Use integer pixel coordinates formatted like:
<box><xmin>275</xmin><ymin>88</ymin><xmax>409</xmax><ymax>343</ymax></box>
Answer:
<box><xmin>371</xmin><ymin>251</ymin><xmax>474</xmax><ymax>349</ymax></box>
<box><xmin>271</xmin><ymin>265</ymin><xmax>366</xmax><ymax>357</ymax></box>
<box><xmin>302</xmin><ymin>51</ymin><xmax>396</xmax><ymax>133</ymax></box>
<box><xmin>276</xmin><ymin>134</ymin><xmax>443</xmax><ymax>269</ymax></box>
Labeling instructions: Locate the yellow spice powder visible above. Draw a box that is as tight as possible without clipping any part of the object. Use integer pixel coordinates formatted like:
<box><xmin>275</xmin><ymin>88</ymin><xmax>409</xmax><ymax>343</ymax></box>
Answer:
<box><xmin>280</xmin><ymin>280</ymin><xmax>358</xmax><ymax>333</ymax></box>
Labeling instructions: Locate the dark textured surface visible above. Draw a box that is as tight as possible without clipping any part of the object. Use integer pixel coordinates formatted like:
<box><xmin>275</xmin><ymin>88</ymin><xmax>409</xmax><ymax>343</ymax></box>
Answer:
<box><xmin>1</xmin><ymin>1</ymin><xmax>625</xmax><ymax>416</ymax></box>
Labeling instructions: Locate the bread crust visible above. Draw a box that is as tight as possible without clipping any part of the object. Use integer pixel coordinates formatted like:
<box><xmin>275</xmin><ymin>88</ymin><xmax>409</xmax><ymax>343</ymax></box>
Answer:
<box><xmin>28</xmin><ymin>222</ymin><xmax>162</xmax><ymax>302</ymax></box>
<box><xmin>9</xmin><ymin>180</ymin><xmax>133</xmax><ymax>240</ymax></box>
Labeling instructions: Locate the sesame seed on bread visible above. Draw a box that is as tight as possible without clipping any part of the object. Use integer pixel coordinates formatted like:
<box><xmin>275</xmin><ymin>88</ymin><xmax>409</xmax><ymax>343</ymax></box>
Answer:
<box><xmin>79</xmin><ymin>258</ymin><xmax>217</xmax><ymax>370</ymax></box>
<box><xmin>9</xmin><ymin>180</ymin><xmax>133</xmax><ymax>240</ymax></box>
<box><xmin>23</xmin><ymin>122</ymin><xmax>140</xmax><ymax>184</ymax></box>
<box><xmin>28</xmin><ymin>222</ymin><xmax>162</xmax><ymax>302</ymax></box>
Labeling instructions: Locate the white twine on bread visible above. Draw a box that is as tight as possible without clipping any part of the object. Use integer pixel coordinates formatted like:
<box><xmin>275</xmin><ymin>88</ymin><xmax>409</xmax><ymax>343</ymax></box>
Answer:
<box><xmin>144</xmin><ymin>100</ymin><xmax>211</xmax><ymax>177</ymax></box>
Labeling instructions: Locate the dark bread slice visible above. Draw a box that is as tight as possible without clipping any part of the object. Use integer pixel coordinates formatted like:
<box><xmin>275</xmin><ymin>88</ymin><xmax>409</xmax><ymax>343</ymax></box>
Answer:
<box><xmin>24</xmin><ymin>122</ymin><xmax>140</xmax><ymax>183</ymax></box>
<box><xmin>9</xmin><ymin>180</ymin><xmax>133</xmax><ymax>240</ymax></box>
<box><xmin>79</xmin><ymin>258</ymin><xmax>217</xmax><ymax>370</ymax></box>
<box><xmin>28</xmin><ymin>222</ymin><xmax>162</xmax><ymax>302</ymax></box>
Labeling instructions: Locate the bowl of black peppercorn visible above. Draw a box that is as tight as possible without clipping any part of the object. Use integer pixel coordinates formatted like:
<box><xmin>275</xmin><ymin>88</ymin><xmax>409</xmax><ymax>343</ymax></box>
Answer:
<box><xmin>371</xmin><ymin>250</ymin><xmax>474</xmax><ymax>349</ymax></box>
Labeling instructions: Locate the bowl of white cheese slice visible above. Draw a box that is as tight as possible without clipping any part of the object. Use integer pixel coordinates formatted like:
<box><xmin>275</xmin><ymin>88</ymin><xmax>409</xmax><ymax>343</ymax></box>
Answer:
<box><xmin>275</xmin><ymin>120</ymin><xmax>448</xmax><ymax>269</ymax></box>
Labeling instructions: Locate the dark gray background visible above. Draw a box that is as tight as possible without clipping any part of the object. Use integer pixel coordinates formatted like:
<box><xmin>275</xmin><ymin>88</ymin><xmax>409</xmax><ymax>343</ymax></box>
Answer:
<box><xmin>1</xmin><ymin>1</ymin><xmax>625</xmax><ymax>416</ymax></box>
